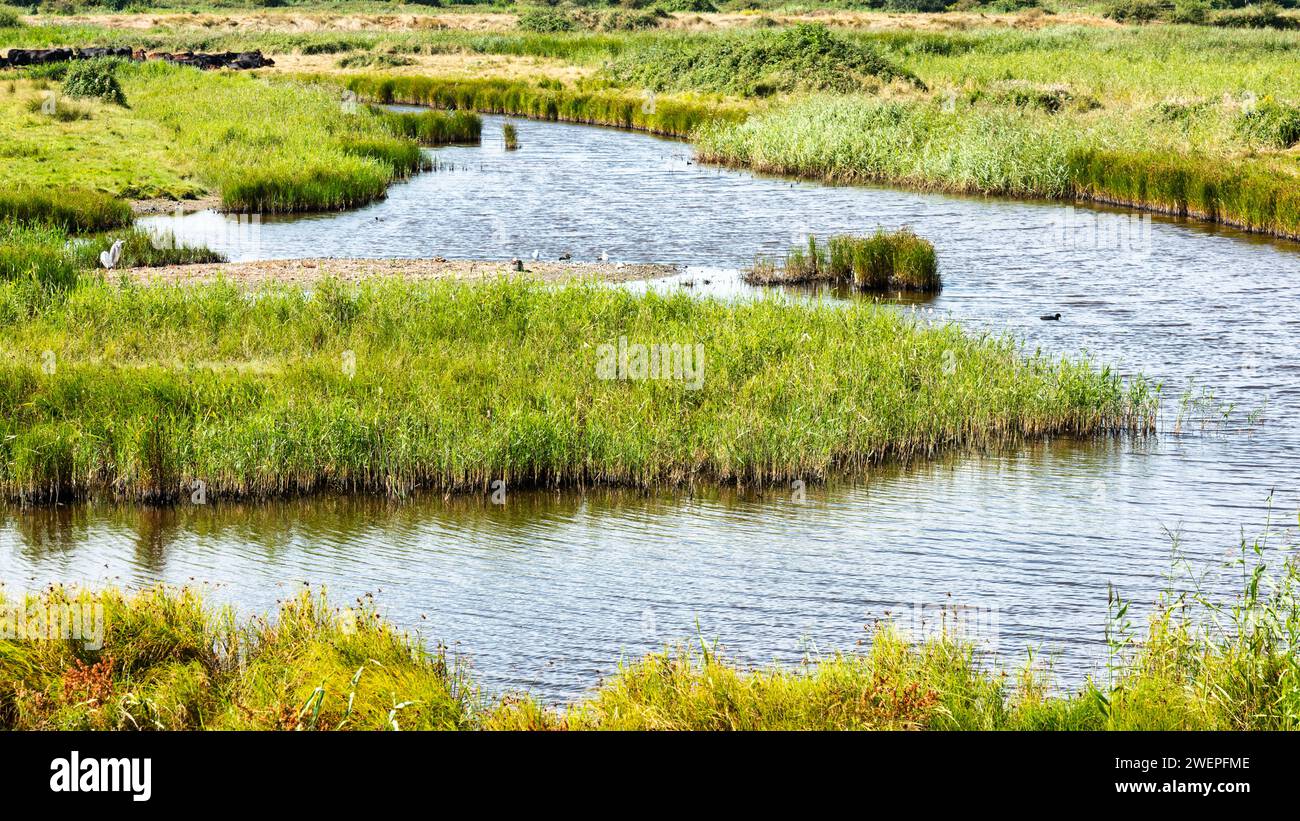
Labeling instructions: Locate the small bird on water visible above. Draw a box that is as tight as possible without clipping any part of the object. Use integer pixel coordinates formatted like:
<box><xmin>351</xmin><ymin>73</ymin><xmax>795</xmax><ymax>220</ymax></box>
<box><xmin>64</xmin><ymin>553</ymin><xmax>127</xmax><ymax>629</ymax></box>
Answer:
<box><xmin>559</xmin><ymin>252</ymin><xmax>572</xmax><ymax>261</ymax></box>
<box><xmin>1040</xmin><ymin>312</ymin><xmax>1062</xmax><ymax>321</ymax></box>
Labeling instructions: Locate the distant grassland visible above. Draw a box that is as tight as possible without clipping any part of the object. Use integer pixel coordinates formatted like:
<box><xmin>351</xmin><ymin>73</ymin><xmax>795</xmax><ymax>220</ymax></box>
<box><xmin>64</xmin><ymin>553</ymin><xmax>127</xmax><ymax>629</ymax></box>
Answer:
<box><xmin>0</xmin><ymin>276</ymin><xmax>1153</xmax><ymax>503</ymax></box>
<box><xmin>8</xmin><ymin>18</ymin><xmax>1300</xmax><ymax>230</ymax></box>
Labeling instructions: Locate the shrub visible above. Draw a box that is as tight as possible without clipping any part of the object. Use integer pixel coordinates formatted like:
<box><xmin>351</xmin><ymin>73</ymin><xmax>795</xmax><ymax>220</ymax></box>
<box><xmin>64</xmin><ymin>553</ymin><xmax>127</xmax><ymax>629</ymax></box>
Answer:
<box><xmin>604</xmin><ymin>23</ymin><xmax>922</xmax><ymax>97</ymax></box>
<box><xmin>1235</xmin><ymin>98</ymin><xmax>1300</xmax><ymax>147</ymax></box>
<box><xmin>747</xmin><ymin>230</ymin><xmax>941</xmax><ymax>293</ymax></box>
<box><xmin>1169</xmin><ymin>0</ymin><xmax>1211</xmax><ymax>22</ymax></box>
<box><xmin>1104</xmin><ymin>0</ymin><xmax>1164</xmax><ymax>21</ymax></box>
<box><xmin>517</xmin><ymin>6</ymin><xmax>577</xmax><ymax>32</ymax></box>
<box><xmin>61</xmin><ymin>59</ymin><xmax>127</xmax><ymax>106</ymax></box>
<box><xmin>0</xmin><ymin>5</ymin><xmax>22</xmax><ymax>28</ymax></box>
<box><xmin>1212</xmin><ymin>2</ymin><xmax>1296</xmax><ymax>27</ymax></box>
<box><xmin>654</xmin><ymin>0</ymin><xmax>717</xmax><ymax>10</ymax></box>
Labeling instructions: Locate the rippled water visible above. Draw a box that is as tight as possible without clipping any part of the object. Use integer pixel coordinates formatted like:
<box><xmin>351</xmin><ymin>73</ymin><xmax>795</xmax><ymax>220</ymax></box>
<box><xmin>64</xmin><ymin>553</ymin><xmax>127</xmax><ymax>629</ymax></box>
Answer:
<box><xmin>8</xmin><ymin>115</ymin><xmax>1300</xmax><ymax>702</ymax></box>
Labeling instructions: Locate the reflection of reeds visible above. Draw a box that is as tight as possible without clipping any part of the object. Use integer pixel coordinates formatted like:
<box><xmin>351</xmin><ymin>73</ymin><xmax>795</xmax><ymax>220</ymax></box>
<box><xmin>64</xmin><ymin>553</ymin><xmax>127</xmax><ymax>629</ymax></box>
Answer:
<box><xmin>746</xmin><ymin>229</ymin><xmax>939</xmax><ymax>293</ymax></box>
<box><xmin>0</xmin><ymin>277</ymin><xmax>1149</xmax><ymax>503</ymax></box>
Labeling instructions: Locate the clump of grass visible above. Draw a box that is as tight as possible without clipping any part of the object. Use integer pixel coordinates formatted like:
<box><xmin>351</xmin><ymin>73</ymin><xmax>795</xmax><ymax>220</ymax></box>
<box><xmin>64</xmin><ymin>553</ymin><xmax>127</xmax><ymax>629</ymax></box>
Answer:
<box><xmin>1104</xmin><ymin>0</ymin><xmax>1164</xmax><ymax>24</ymax></box>
<box><xmin>336</xmin><ymin>52</ymin><xmax>416</xmax><ymax>70</ymax></box>
<box><xmin>0</xmin><ymin>587</ymin><xmax>472</xmax><ymax>730</ymax></box>
<box><xmin>747</xmin><ymin>230</ymin><xmax>940</xmax><ymax>293</ymax></box>
<box><xmin>0</xmin><ymin>277</ymin><xmax>1151</xmax><ymax>503</ymax></box>
<box><xmin>603</xmin><ymin>23</ymin><xmax>922</xmax><ymax>97</ymax></box>
<box><xmin>61</xmin><ymin>58</ymin><xmax>127</xmax><ymax>107</ymax></box>
<box><xmin>0</xmin><ymin>186</ymin><xmax>131</xmax><ymax>233</ymax></box>
<box><xmin>1235</xmin><ymin>98</ymin><xmax>1300</xmax><ymax>148</ymax></box>
<box><xmin>0</xmin><ymin>5</ymin><xmax>22</xmax><ymax>29</ymax></box>
<box><xmin>502</xmin><ymin>121</ymin><xmax>519</xmax><ymax>150</ymax></box>
<box><xmin>517</xmin><ymin>6</ymin><xmax>577</xmax><ymax>34</ymax></box>
<box><xmin>24</xmin><ymin>94</ymin><xmax>90</xmax><ymax>122</ymax></box>
<box><xmin>0</xmin><ymin>222</ymin><xmax>77</xmax><ymax>290</ymax></box>
<box><xmin>368</xmin><ymin>105</ymin><xmax>483</xmax><ymax>145</ymax></box>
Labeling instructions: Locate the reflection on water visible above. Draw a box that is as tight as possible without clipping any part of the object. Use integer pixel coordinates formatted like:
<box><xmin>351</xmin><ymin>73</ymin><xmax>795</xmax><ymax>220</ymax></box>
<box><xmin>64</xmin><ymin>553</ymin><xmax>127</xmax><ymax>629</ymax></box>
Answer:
<box><xmin>9</xmin><ymin>115</ymin><xmax>1300</xmax><ymax>702</ymax></box>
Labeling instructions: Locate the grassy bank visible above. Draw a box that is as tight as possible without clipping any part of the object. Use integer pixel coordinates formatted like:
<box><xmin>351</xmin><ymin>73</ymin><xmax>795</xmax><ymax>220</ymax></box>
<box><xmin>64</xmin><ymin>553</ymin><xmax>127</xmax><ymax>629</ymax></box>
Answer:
<box><xmin>4</xmin><ymin>534</ymin><xmax>1296</xmax><ymax>730</ymax></box>
<box><xmin>0</xmin><ymin>587</ymin><xmax>471</xmax><ymax>730</ymax></box>
<box><xmin>328</xmin><ymin>73</ymin><xmax>748</xmax><ymax>138</ymax></box>
<box><xmin>1</xmin><ymin>62</ymin><xmax>476</xmax><ymax>212</ymax></box>
<box><xmin>0</xmin><ymin>276</ymin><xmax>1152</xmax><ymax>503</ymax></box>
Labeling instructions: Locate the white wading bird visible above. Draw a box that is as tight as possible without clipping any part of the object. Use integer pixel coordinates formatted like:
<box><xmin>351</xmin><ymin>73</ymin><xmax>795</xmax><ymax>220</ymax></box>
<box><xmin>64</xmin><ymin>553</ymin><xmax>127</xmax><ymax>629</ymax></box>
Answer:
<box><xmin>99</xmin><ymin>239</ymin><xmax>124</xmax><ymax>270</ymax></box>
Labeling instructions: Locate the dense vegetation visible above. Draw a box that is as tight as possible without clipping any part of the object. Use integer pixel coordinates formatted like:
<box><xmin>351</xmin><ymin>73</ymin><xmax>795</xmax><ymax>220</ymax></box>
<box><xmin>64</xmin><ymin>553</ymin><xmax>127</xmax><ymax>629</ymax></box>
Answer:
<box><xmin>0</xmin><ymin>276</ymin><xmax>1152</xmax><ymax>503</ymax></box>
<box><xmin>747</xmin><ymin>230</ymin><xmax>941</xmax><ymax>291</ymax></box>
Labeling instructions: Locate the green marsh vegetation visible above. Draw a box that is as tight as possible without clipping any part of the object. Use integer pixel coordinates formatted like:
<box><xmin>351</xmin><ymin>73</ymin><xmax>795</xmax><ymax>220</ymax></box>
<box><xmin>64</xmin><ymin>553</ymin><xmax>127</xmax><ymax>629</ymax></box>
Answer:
<box><xmin>330</xmin><ymin>72</ymin><xmax>748</xmax><ymax>137</ymax></box>
<box><xmin>502</xmin><ymin>120</ymin><xmax>519</xmax><ymax>148</ymax></box>
<box><xmin>487</xmin><ymin>535</ymin><xmax>1300</xmax><ymax>730</ymax></box>
<box><xmin>5</xmin><ymin>529</ymin><xmax>1296</xmax><ymax>730</ymax></box>
<box><xmin>0</xmin><ymin>586</ymin><xmax>472</xmax><ymax>730</ymax></box>
<box><xmin>0</xmin><ymin>277</ymin><xmax>1152</xmax><ymax>503</ymax></box>
<box><xmin>0</xmin><ymin>60</ymin><xmax>472</xmax><ymax>212</ymax></box>
<box><xmin>746</xmin><ymin>230</ymin><xmax>940</xmax><ymax>292</ymax></box>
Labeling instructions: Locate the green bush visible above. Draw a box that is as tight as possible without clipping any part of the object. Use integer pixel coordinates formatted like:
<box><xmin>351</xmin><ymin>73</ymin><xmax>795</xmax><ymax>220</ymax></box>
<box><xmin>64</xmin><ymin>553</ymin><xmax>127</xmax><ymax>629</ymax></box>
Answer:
<box><xmin>61</xmin><ymin>59</ymin><xmax>127</xmax><ymax>107</ymax></box>
<box><xmin>0</xmin><ymin>5</ymin><xmax>23</xmax><ymax>28</ymax></box>
<box><xmin>604</xmin><ymin>23</ymin><xmax>921</xmax><ymax>97</ymax></box>
<box><xmin>1105</xmin><ymin>0</ymin><xmax>1164</xmax><ymax>21</ymax></box>
<box><xmin>1170</xmin><ymin>0</ymin><xmax>1211</xmax><ymax>22</ymax></box>
<box><xmin>654</xmin><ymin>0</ymin><xmax>717</xmax><ymax>10</ymax></box>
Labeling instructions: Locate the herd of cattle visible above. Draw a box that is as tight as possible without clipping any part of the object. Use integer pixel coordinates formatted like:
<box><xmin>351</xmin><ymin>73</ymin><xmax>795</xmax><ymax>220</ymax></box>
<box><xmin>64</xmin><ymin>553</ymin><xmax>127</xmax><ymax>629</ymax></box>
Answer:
<box><xmin>0</xmin><ymin>47</ymin><xmax>275</xmax><ymax>71</ymax></box>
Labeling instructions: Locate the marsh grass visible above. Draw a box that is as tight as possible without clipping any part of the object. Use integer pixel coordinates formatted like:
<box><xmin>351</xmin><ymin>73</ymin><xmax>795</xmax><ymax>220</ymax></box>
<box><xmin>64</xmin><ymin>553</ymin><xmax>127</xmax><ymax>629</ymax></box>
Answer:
<box><xmin>0</xmin><ymin>221</ymin><xmax>224</xmax><ymax>290</ymax></box>
<box><xmin>0</xmin><ymin>186</ymin><xmax>131</xmax><ymax>233</ymax></box>
<box><xmin>0</xmin><ymin>277</ymin><xmax>1151</xmax><ymax>503</ymax></box>
<box><xmin>503</xmin><ymin>121</ymin><xmax>519</xmax><ymax>150</ymax></box>
<box><xmin>0</xmin><ymin>587</ymin><xmax>472</xmax><ymax>730</ymax></box>
<box><xmin>327</xmin><ymin>73</ymin><xmax>749</xmax><ymax>138</ymax></box>
<box><xmin>368</xmin><ymin>104</ymin><xmax>483</xmax><ymax>145</ymax></box>
<box><xmin>120</xmin><ymin>63</ymin><xmax>430</xmax><ymax>213</ymax></box>
<box><xmin>487</xmin><ymin>538</ymin><xmax>1300</xmax><ymax>731</ymax></box>
<box><xmin>748</xmin><ymin>230</ymin><xmax>940</xmax><ymax>292</ymax></box>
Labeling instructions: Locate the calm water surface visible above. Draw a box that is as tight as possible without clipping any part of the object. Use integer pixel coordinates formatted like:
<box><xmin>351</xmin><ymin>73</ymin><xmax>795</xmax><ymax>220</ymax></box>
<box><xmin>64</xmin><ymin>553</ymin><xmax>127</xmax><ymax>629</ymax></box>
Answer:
<box><xmin>6</xmin><ymin>115</ymin><xmax>1298</xmax><ymax>701</ymax></box>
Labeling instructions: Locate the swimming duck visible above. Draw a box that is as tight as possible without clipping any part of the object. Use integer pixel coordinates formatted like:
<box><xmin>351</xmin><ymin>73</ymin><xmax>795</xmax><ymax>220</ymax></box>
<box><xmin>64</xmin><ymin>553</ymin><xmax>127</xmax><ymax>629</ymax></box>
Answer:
<box><xmin>1040</xmin><ymin>312</ymin><xmax>1062</xmax><ymax>321</ymax></box>
<box><xmin>559</xmin><ymin>252</ymin><xmax>572</xmax><ymax>261</ymax></box>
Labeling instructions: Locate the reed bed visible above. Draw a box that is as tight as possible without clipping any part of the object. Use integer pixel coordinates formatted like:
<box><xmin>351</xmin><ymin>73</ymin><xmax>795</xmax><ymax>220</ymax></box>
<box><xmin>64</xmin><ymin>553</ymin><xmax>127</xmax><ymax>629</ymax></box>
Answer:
<box><xmin>747</xmin><ymin>230</ymin><xmax>940</xmax><ymax>292</ymax></box>
<box><xmin>368</xmin><ymin>105</ymin><xmax>483</xmax><ymax>146</ymax></box>
<box><xmin>0</xmin><ymin>276</ymin><xmax>1152</xmax><ymax>503</ymax></box>
<box><xmin>0</xmin><ymin>587</ymin><xmax>471</xmax><ymax>730</ymax></box>
<box><xmin>326</xmin><ymin>73</ymin><xmax>749</xmax><ymax>139</ymax></box>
